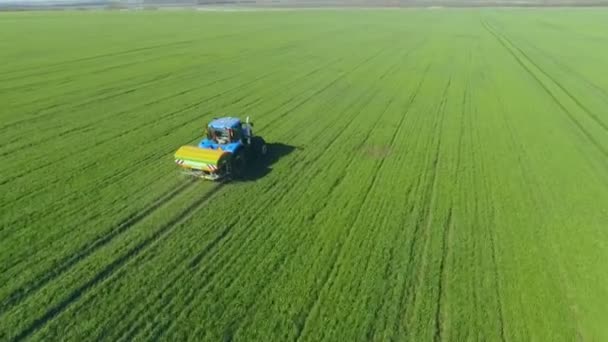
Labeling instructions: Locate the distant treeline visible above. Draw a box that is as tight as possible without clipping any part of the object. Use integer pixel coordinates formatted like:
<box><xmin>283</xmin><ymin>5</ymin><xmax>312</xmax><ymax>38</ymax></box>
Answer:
<box><xmin>2</xmin><ymin>0</ymin><xmax>608</xmax><ymax>10</ymax></box>
<box><xmin>121</xmin><ymin>0</ymin><xmax>608</xmax><ymax>7</ymax></box>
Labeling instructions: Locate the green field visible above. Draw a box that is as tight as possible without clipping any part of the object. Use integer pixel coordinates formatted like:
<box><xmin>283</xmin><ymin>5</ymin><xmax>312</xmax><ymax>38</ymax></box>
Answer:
<box><xmin>1</xmin><ymin>9</ymin><xmax>608</xmax><ymax>341</ymax></box>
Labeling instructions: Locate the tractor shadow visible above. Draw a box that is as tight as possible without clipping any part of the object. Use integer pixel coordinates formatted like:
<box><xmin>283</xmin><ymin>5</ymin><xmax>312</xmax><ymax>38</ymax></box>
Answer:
<box><xmin>240</xmin><ymin>142</ymin><xmax>298</xmax><ymax>181</ymax></box>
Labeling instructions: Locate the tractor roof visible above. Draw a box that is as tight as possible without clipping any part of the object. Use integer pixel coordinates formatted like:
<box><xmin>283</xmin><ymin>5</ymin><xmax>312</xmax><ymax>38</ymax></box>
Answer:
<box><xmin>208</xmin><ymin>117</ymin><xmax>241</xmax><ymax>129</ymax></box>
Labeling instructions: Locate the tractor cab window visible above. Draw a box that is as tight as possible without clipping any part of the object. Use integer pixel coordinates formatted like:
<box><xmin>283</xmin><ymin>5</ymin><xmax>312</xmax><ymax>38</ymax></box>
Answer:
<box><xmin>208</xmin><ymin>126</ymin><xmax>242</xmax><ymax>144</ymax></box>
<box><xmin>235</xmin><ymin>126</ymin><xmax>244</xmax><ymax>140</ymax></box>
<box><xmin>208</xmin><ymin>128</ymin><xmax>229</xmax><ymax>144</ymax></box>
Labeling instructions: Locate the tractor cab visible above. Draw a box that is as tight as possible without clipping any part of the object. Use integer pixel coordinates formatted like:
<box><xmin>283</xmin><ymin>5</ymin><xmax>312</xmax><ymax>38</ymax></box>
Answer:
<box><xmin>198</xmin><ymin>117</ymin><xmax>255</xmax><ymax>153</ymax></box>
<box><xmin>206</xmin><ymin>117</ymin><xmax>242</xmax><ymax>144</ymax></box>
<box><xmin>205</xmin><ymin>117</ymin><xmax>255</xmax><ymax>144</ymax></box>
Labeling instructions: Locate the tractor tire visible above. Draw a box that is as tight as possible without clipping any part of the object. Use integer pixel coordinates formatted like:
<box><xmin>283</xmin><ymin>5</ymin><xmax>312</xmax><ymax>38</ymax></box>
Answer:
<box><xmin>251</xmin><ymin>136</ymin><xmax>267</xmax><ymax>159</ymax></box>
<box><xmin>231</xmin><ymin>150</ymin><xmax>246</xmax><ymax>179</ymax></box>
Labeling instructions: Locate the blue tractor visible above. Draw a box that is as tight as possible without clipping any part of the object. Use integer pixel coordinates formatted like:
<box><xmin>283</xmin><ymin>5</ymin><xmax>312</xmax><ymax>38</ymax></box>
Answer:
<box><xmin>174</xmin><ymin>117</ymin><xmax>267</xmax><ymax>180</ymax></box>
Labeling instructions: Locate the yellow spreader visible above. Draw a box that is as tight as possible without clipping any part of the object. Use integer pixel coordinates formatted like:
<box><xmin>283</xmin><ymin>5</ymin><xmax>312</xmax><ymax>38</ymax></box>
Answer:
<box><xmin>174</xmin><ymin>145</ymin><xmax>230</xmax><ymax>180</ymax></box>
<box><xmin>174</xmin><ymin>116</ymin><xmax>268</xmax><ymax>181</ymax></box>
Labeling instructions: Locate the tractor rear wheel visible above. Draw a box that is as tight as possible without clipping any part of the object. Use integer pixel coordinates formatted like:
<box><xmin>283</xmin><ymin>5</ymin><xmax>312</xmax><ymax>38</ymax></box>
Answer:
<box><xmin>251</xmin><ymin>137</ymin><xmax>267</xmax><ymax>159</ymax></box>
<box><xmin>231</xmin><ymin>150</ymin><xmax>246</xmax><ymax>179</ymax></box>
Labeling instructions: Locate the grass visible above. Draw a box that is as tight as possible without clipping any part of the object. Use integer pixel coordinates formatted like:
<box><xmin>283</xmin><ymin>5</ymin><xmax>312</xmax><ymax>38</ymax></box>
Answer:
<box><xmin>1</xmin><ymin>8</ymin><xmax>607</xmax><ymax>341</ymax></box>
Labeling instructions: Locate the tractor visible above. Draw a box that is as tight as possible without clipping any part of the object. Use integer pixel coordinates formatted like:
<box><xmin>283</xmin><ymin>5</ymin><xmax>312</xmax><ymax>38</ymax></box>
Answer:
<box><xmin>174</xmin><ymin>116</ymin><xmax>267</xmax><ymax>180</ymax></box>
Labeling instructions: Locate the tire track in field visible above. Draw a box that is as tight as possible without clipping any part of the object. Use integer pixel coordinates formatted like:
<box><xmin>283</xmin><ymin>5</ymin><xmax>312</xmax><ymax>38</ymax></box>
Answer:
<box><xmin>485</xmin><ymin>197</ymin><xmax>507</xmax><ymax>342</ymax></box>
<box><xmin>117</xmin><ymin>174</ymin><xmax>303</xmax><ymax>340</ymax></box>
<box><xmin>0</xmin><ymin>49</ymin><xmax>194</xmax><ymax>95</ymax></box>
<box><xmin>286</xmin><ymin>65</ymin><xmax>407</xmax><ymax>340</ymax></box>
<box><xmin>221</xmin><ymin>47</ymin><xmax>418</xmax><ymax>341</ymax></box>
<box><xmin>364</xmin><ymin>68</ymin><xmax>435</xmax><ymax>338</ymax></box>
<box><xmin>312</xmin><ymin>45</ymin><xmax>425</xmax><ymax>197</ymax></box>
<box><xmin>9</xmin><ymin>182</ymin><xmax>225</xmax><ymax>342</ymax></box>
<box><xmin>7</xmin><ymin>48</ymin><xmax>370</xmax><ymax>340</ymax></box>
<box><xmin>1</xmin><ymin>142</ymin><xmax>174</xmax><ymax>228</ymax></box>
<box><xmin>0</xmin><ymin>72</ymin><xmax>234</xmax><ymax>161</ymax></box>
<box><xmin>3</xmin><ymin>30</ymin><xmax>324</xmax><ymax>128</ymax></box>
<box><xmin>0</xmin><ymin>70</ymin><xmax>180</xmax><ymax>131</ymax></box>
<box><xmin>2</xmin><ymin>25</ymin><xmax>348</xmax><ymax>121</ymax></box>
<box><xmin>151</xmin><ymin>49</ymin><xmax>406</xmax><ymax>340</ymax></box>
<box><xmin>0</xmin><ymin>61</ymin><xmax>288</xmax><ymax>191</ymax></box>
<box><xmin>141</xmin><ymin>46</ymin><xmax>392</xmax><ymax>332</ymax></box>
<box><xmin>3</xmin><ymin>29</ymin><xmax>365</xmax><ymax>165</ymax></box>
<box><xmin>293</xmin><ymin>46</ymin><xmax>426</xmax><ymax>222</ymax></box>
<box><xmin>464</xmin><ymin>93</ymin><xmax>482</xmax><ymax>331</ymax></box>
<box><xmin>0</xmin><ymin>48</ymin><xmax>320</xmax><ymax>191</ymax></box>
<box><xmin>434</xmin><ymin>208</ymin><xmax>453</xmax><ymax>342</ymax></box>
<box><xmin>0</xmin><ymin>47</ymin><xmax>294</xmax><ymax>162</ymax></box>
<box><xmin>259</xmin><ymin>47</ymin><xmax>386</xmax><ymax>131</ymax></box>
<box><xmin>295</xmin><ymin>45</ymin><xmax>426</xmax><ymax>224</ymax></box>
<box><xmin>455</xmin><ymin>49</ymin><xmax>472</xmax><ymax>180</ymax></box>
<box><xmin>430</xmin><ymin>82</ymin><xmax>464</xmax><ymax>342</ymax></box>
<box><xmin>118</xmin><ymin>93</ymin><xmax>375</xmax><ymax>340</ymax></box>
<box><xmin>103</xmin><ymin>55</ymin><xmax>340</xmax><ymax>191</ymax></box>
<box><xmin>483</xmin><ymin>54</ymin><xmax>516</xmax><ymax>342</ymax></box>
<box><xmin>498</xmin><ymin>110</ymin><xmax>571</xmax><ymax>340</ymax></box>
<box><xmin>2</xmin><ymin>46</ymin><xmax>327</xmax><ymax>177</ymax></box>
<box><xmin>220</xmin><ymin>54</ymin><xmax>345</xmax><ymax>131</ymax></box>
<box><xmin>116</xmin><ymin>182</ymin><xmax>298</xmax><ymax>341</ymax></box>
<box><xmin>303</xmin><ymin>87</ymin><xmax>395</xmax><ymax>223</ymax></box>
<box><xmin>498</xmin><ymin>31</ymin><xmax>608</xmax><ymax>133</ymax></box>
<box><xmin>1</xmin><ymin>35</ymin><xmax>308</xmax><ymax>147</ymax></box>
<box><xmin>481</xmin><ymin>20</ymin><xmax>608</xmax><ymax>160</ymax></box>
<box><xmin>0</xmin><ymin>152</ymin><xmax>177</xmax><ymax>271</ymax></box>
<box><xmin>527</xmin><ymin>166</ymin><xmax>588</xmax><ymax>340</ymax></box>
<box><xmin>0</xmin><ymin>54</ymin><xmax>340</xmax><ymax>236</ymax></box>
<box><xmin>535</xmin><ymin>19</ymin><xmax>608</xmax><ymax>45</ymax></box>
<box><xmin>120</xmin><ymin>45</ymin><xmax>410</xmax><ymax>340</ymax></box>
<box><xmin>432</xmin><ymin>49</ymin><xmax>471</xmax><ymax>342</ymax></box>
<box><xmin>1</xmin><ymin>53</ymin><xmax>341</xmax><ymax>278</ymax></box>
<box><xmin>360</xmin><ymin>69</ymin><xmax>430</xmax><ymax>340</ymax></box>
<box><xmin>295</xmin><ymin>62</ymin><xmax>431</xmax><ymax>342</ymax></box>
<box><xmin>260</xmin><ymin>37</ymin><xmax>426</xmax><ymax>132</ymax></box>
<box><xmin>395</xmin><ymin>76</ymin><xmax>451</xmax><ymax>339</ymax></box>
<box><xmin>3</xmin><ymin>48</ymin><xmax>234</xmax><ymax>124</ymax></box>
<box><xmin>1</xmin><ymin>25</ymin><xmax>280</xmax><ymax>79</ymax></box>
<box><xmin>520</xmin><ymin>40</ymin><xmax>608</xmax><ymax>105</ymax></box>
<box><xmin>499</xmin><ymin>30</ymin><xmax>608</xmax><ymax>177</ymax></box>
<box><xmin>365</xmin><ymin>183</ymin><xmax>417</xmax><ymax>340</ymax></box>
<box><xmin>0</xmin><ymin>56</ymin><xmax>331</xmax><ymax>312</ymax></box>
<box><xmin>489</xmin><ymin>70</ymin><xmax>580</xmax><ymax>341</ymax></box>
<box><xmin>0</xmin><ymin>39</ymin><xmax>197</xmax><ymax>79</ymax></box>
<box><xmin>0</xmin><ymin>178</ymin><xmax>198</xmax><ymax>317</ymax></box>
<box><xmin>386</xmin><ymin>115</ymin><xmax>429</xmax><ymax>339</ymax></box>
<box><xmin>7</xmin><ymin>34</ymin><xmax>396</xmax><ymax>336</ymax></box>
